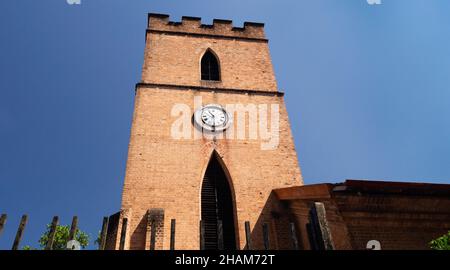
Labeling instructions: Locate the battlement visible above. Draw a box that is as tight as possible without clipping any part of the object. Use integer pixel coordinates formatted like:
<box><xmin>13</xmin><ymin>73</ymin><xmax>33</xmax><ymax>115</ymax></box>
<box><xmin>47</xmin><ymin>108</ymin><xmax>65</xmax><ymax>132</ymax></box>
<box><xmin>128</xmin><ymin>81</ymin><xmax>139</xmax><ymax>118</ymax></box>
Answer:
<box><xmin>147</xmin><ymin>13</ymin><xmax>266</xmax><ymax>41</ymax></box>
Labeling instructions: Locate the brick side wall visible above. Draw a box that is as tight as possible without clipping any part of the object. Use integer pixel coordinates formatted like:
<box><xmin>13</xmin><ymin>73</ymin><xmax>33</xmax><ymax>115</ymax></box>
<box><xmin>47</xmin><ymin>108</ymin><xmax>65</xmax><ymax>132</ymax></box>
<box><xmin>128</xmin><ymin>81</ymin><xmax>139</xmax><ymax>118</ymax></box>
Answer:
<box><xmin>334</xmin><ymin>194</ymin><xmax>450</xmax><ymax>250</ymax></box>
<box><xmin>272</xmin><ymin>184</ymin><xmax>450</xmax><ymax>250</ymax></box>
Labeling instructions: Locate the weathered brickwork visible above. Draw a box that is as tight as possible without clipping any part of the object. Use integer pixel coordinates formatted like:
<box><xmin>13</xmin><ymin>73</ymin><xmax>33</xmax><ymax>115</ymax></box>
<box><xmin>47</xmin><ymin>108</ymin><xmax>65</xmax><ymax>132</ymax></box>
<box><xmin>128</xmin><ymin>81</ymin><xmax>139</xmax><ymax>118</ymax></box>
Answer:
<box><xmin>273</xmin><ymin>180</ymin><xmax>450</xmax><ymax>250</ymax></box>
<box><xmin>115</xmin><ymin>14</ymin><xmax>303</xmax><ymax>250</ymax></box>
<box><xmin>142</xmin><ymin>15</ymin><xmax>277</xmax><ymax>92</ymax></box>
<box><xmin>146</xmin><ymin>209</ymin><xmax>165</xmax><ymax>250</ymax></box>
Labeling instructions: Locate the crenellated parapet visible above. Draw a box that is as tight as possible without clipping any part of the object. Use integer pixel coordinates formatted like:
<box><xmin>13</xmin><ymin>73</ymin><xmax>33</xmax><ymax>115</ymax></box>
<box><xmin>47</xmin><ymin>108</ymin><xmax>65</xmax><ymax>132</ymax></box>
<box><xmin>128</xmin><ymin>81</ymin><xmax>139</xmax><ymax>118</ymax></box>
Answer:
<box><xmin>147</xmin><ymin>13</ymin><xmax>266</xmax><ymax>41</ymax></box>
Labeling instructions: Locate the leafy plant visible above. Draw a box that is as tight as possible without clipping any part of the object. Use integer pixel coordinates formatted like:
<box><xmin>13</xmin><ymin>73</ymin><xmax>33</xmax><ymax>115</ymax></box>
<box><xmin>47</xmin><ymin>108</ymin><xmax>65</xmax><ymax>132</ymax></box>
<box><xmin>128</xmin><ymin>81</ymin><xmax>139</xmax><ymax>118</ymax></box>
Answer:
<box><xmin>430</xmin><ymin>231</ymin><xmax>450</xmax><ymax>250</ymax></box>
<box><xmin>22</xmin><ymin>245</ymin><xmax>38</xmax><ymax>250</ymax></box>
<box><xmin>23</xmin><ymin>224</ymin><xmax>90</xmax><ymax>250</ymax></box>
<box><xmin>94</xmin><ymin>231</ymin><xmax>101</xmax><ymax>249</ymax></box>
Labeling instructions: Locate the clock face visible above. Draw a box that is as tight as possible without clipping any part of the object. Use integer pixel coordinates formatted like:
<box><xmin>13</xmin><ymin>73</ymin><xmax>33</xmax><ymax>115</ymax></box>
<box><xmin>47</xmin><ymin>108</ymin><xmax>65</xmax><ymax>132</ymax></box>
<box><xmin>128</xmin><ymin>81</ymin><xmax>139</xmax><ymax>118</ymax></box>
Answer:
<box><xmin>194</xmin><ymin>104</ymin><xmax>231</xmax><ymax>132</ymax></box>
<box><xmin>201</xmin><ymin>107</ymin><xmax>226</xmax><ymax>127</ymax></box>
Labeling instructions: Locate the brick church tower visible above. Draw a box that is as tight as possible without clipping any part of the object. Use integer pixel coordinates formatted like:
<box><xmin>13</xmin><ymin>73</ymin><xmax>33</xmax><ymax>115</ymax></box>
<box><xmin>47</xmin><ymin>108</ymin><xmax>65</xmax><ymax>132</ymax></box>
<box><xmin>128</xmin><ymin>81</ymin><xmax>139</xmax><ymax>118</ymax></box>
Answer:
<box><xmin>109</xmin><ymin>13</ymin><xmax>303</xmax><ymax>250</ymax></box>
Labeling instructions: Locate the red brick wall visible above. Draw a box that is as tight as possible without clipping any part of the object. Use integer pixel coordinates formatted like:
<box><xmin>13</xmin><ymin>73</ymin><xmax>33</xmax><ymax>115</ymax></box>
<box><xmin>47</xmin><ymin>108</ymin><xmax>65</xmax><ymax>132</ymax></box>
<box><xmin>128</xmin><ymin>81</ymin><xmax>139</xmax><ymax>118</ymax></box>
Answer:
<box><xmin>272</xmin><ymin>183</ymin><xmax>450</xmax><ymax>250</ymax></box>
<box><xmin>335</xmin><ymin>194</ymin><xmax>450</xmax><ymax>250</ymax></box>
<box><xmin>117</xmin><ymin>14</ymin><xmax>303</xmax><ymax>250</ymax></box>
<box><xmin>143</xmin><ymin>15</ymin><xmax>277</xmax><ymax>92</ymax></box>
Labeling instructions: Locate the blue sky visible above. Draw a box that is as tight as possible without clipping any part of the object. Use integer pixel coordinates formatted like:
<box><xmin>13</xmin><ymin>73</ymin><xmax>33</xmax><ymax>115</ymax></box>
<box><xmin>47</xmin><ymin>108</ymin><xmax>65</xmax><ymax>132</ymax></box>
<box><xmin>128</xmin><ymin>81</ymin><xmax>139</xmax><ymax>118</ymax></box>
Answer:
<box><xmin>0</xmin><ymin>0</ymin><xmax>449</xmax><ymax>249</ymax></box>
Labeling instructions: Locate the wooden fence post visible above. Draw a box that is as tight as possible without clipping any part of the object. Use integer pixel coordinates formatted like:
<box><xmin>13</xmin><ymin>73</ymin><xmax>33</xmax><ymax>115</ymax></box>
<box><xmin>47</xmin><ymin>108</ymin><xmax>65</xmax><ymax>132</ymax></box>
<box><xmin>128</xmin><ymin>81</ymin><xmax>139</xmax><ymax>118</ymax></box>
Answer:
<box><xmin>99</xmin><ymin>216</ymin><xmax>109</xmax><ymax>250</ymax></box>
<box><xmin>12</xmin><ymin>215</ymin><xmax>28</xmax><ymax>250</ymax></box>
<box><xmin>309</xmin><ymin>202</ymin><xmax>335</xmax><ymax>250</ymax></box>
<box><xmin>170</xmin><ymin>219</ymin><xmax>176</xmax><ymax>250</ymax></box>
<box><xmin>69</xmin><ymin>216</ymin><xmax>78</xmax><ymax>241</ymax></box>
<box><xmin>0</xmin><ymin>214</ymin><xmax>7</xmax><ymax>238</ymax></box>
<box><xmin>244</xmin><ymin>221</ymin><xmax>252</xmax><ymax>250</ymax></box>
<box><xmin>289</xmin><ymin>222</ymin><xmax>299</xmax><ymax>250</ymax></box>
<box><xmin>119</xmin><ymin>218</ymin><xmax>128</xmax><ymax>250</ymax></box>
<box><xmin>45</xmin><ymin>216</ymin><xmax>59</xmax><ymax>250</ymax></box>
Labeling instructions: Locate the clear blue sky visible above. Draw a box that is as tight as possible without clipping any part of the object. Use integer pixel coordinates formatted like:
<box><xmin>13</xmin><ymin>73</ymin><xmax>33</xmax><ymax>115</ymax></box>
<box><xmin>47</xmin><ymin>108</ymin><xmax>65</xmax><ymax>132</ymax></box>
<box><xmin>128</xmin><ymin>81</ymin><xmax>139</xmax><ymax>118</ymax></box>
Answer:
<box><xmin>0</xmin><ymin>0</ymin><xmax>449</xmax><ymax>249</ymax></box>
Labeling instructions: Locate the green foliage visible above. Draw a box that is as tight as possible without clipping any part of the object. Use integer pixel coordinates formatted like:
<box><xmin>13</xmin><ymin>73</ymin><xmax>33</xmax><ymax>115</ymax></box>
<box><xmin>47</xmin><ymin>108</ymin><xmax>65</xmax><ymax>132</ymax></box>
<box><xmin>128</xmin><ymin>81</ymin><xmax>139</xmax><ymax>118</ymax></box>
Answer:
<box><xmin>94</xmin><ymin>231</ymin><xmax>101</xmax><ymax>250</ymax></box>
<box><xmin>23</xmin><ymin>224</ymin><xmax>90</xmax><ymax>250</ymax></box>
<box><xmin>22</xmin><ymin>245</ymin><xmax>38</xmax><ymax>250</ymax></box>
<box><xmin>430</xmin><ymin>231</ymin><xmax>450</xmax><ymax>250</ymax></box>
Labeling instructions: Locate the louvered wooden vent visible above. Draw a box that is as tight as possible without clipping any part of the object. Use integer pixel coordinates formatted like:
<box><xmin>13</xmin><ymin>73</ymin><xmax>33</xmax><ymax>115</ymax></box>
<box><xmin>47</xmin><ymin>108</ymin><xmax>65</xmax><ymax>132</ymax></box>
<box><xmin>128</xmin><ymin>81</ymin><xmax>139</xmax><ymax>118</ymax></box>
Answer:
<box><xmin>201</xmin><ymin>155</ymin><xmax>236</xmax><ymax>250</ymax></box>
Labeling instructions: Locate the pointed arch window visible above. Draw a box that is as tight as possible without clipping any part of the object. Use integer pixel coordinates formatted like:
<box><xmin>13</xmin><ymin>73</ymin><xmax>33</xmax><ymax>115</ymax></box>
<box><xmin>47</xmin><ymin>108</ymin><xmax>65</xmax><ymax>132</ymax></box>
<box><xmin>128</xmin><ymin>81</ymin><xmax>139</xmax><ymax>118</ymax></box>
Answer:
<box><xmin>201</xmin><ymin>50</ymin><xmax>220</xmax><ymax>81</ymax></box>
<box><xmin>201</xmin><ymin>153</ymin><xmax>236</xmax><ymax>250</ymax></box>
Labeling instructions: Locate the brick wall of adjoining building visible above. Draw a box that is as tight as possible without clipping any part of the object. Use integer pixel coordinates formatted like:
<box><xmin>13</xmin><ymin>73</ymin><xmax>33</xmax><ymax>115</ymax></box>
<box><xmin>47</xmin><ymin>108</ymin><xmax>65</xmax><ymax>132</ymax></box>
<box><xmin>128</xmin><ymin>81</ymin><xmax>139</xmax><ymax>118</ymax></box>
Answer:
<box><xmin>272</xmin><ymin>180</ymin><xmax>450</xmax><ymax>250</ymax></box>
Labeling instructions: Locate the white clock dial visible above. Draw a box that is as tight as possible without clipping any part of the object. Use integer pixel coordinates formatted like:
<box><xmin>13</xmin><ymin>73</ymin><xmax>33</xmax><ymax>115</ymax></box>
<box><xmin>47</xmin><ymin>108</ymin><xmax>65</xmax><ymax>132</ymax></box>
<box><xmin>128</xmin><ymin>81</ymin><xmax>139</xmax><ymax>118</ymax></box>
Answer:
<box><xmin>193</xmin><ymin>104</ymin><xmax>232</xmax><ymax>132</ymax></box>
<box><xmin>201</xmin><ymin>107</ymin><xmax>226</xmax><ymax>127</ymax></box>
